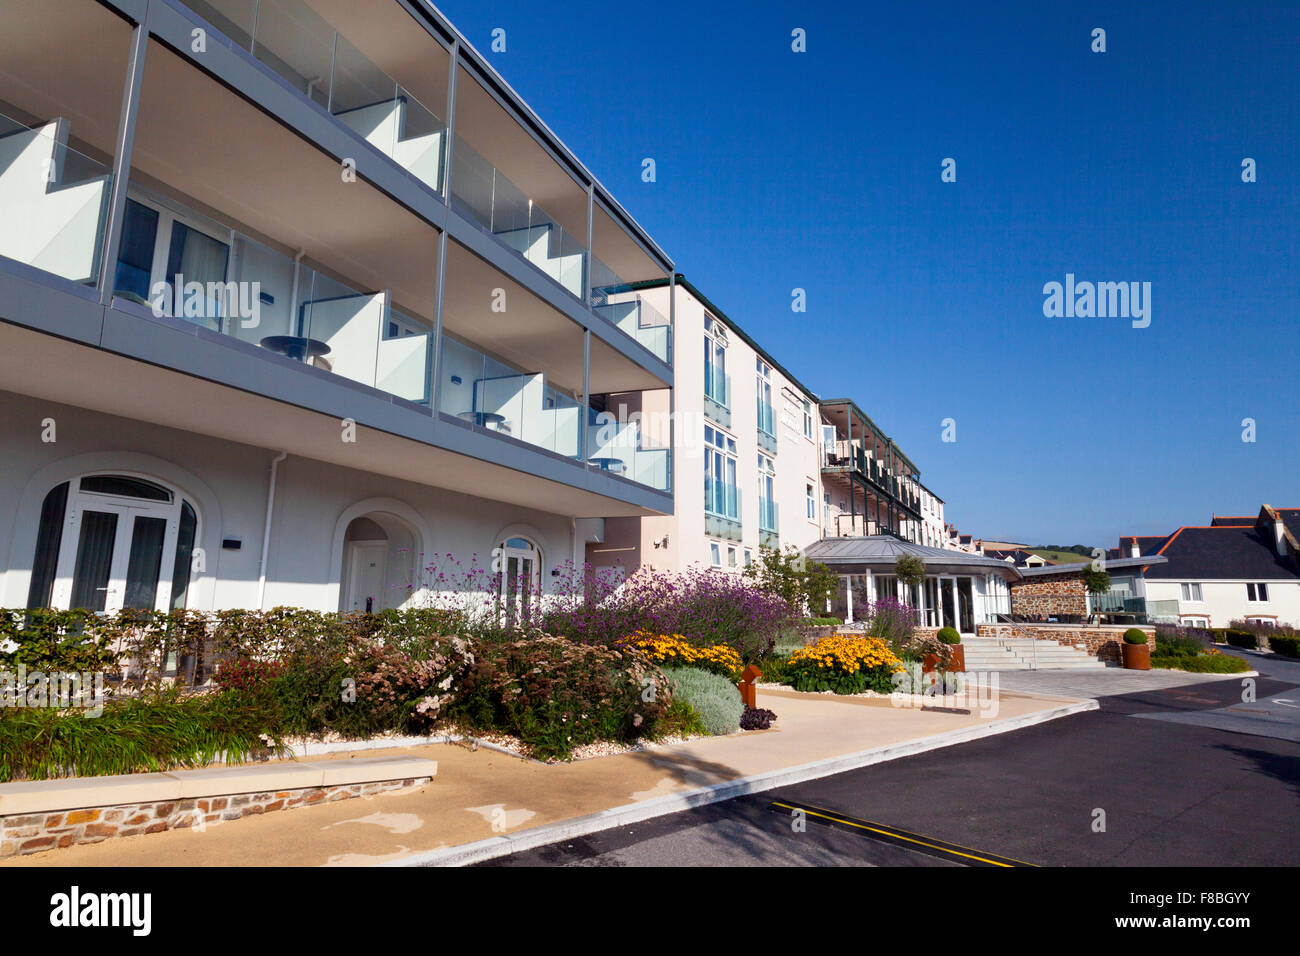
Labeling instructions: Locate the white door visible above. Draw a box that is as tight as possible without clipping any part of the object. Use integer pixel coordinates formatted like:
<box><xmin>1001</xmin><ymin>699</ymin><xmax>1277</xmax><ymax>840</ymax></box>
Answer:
<box><xmin>345</xmin><ymin>542</ymin><xmax>388</xmax><ymax>613</ymax></box>
<box><xmin>498</xmin><ymin>537</ymin><xmax>540</xmax><ymax>625</ymax></box>
<box><xmin>53</xmin><ymin>490</ymin><xmax>179</xmax><ymax>613</ymax></box>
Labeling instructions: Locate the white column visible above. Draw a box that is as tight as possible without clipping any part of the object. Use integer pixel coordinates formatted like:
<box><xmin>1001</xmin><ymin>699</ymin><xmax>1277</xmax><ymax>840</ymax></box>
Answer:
<box><xmin>845</xmin><ymin>574</ymin><xmax>854</xmax><ymax>624</ymax></box>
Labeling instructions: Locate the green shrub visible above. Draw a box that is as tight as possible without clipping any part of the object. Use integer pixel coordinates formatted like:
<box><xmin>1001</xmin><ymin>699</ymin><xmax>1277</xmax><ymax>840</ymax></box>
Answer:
<box><xmin>1268</xmin><ymin>634</ymin><xmax>1300</xmax><ymax>658</ymax></box>
<box><xmin>451</xmin><ymin>637</ymin><xmax>669</xmax><ymax>761</ymax></box>
<box><xmin>1151</xmin><ymin>653</ymin><xmax>1251</xmax><ymax>674</ymax></box>
<box><xmin>937</xmin><ymin>627</ymin><xmax>961</xmax><ymax>645</ymax></box>
<box><xmin>756</xmin><ymin>653</ymin><xmax>794</xmax><ymax>685</ymax></box>
<box><xmin>661</xmin><ymin>666</ymin><xmax>743</xmax><ymax>736</ymax></box>
<box><xmin>1220</xmin><ymin>629</ymin><xmax>1258</xmax><ymax>650</ymax></box>
<box><xmin>650</xmin><ymin>698</ymin><xmax>707</xmax><ymax>739</ymax></box>
<box><xmin>0</xmin><ymin>687</ymin><xmax>285</xmax><ymax>782</ymax></box>
<box><xmin>800</xmin><ymin>617</ymin><xmax>842</xmax><ymax>627</ymax></box>
<box><xmin>1155</xmin><ymin>634</ymin><xmax>1206</xmax><ymax>657</ymax></box>
<box><xmin>1123</xmin><ymin>628</ymin><xmax>1149</xmax><ymax>645</ymax></box>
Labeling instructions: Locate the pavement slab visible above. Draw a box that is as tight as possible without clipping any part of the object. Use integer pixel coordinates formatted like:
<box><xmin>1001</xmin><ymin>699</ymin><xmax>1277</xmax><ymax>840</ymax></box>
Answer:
<box><xmin>1</xmin><ymin>685</ymin><xmax>1079</xmax><ymax>868</ymax></box>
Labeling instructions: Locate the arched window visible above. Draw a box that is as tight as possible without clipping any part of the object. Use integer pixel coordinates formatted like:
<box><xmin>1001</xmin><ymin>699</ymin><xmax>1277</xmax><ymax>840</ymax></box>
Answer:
<box><xmin>497</xmin><ymin>536</ymin><xmax>542</xmax><ymax>625</ymax></box>
<box><xmin>26</xmin><ymin>474</ymin><xmax>200</xmax><ymax>612</ymax></box>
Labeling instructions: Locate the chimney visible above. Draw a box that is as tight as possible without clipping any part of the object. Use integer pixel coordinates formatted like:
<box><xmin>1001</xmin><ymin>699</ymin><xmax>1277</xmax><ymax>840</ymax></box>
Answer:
<box><xmin>1129</xmin><ymin>537</ymin><xmax>1140</xmax><ymax>558</ymax></box>
<box><xmin>1263</xmin><ymin>505</ymin><xmax>1287</xmax><ymax>557</ymax></box>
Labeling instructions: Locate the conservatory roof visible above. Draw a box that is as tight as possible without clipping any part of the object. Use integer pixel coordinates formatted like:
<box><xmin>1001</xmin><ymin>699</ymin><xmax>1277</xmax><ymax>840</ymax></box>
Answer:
<box><xmin>802</xmin><ymin>536</ymin><xmax>1023</xmax><ymax>581</ymax></box>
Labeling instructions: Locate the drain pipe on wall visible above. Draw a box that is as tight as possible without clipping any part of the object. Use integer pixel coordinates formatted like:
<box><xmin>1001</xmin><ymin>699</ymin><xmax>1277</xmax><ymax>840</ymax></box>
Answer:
<box><xmin>257</xmin><ymin>450</ymin><xmax>288</xmax><ymax>610</ymax></box>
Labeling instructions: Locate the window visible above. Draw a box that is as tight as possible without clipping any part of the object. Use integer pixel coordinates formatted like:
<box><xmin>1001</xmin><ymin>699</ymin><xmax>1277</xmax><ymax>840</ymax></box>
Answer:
<box><xmin>727</xmin><ymin>546</ymin><xmax>737</xmax><ymax>569</ymax></box>
<box><xmin>802</xmin><ymin>400</ymin><xmax>814</xmax><ymax>440</ymax></box>
<box><xmin>28</xmin><ymin>474</ymin><xmax>199</xmax><ymax>613</ymax></box>
<box><xmin>703</xmin><ymin>316</ymin><xmax>728</xmax><ymax>407</ymax></box>
<box><xmin>806</xmin><ymin>483</ymin><xmax>816</xmax><ymax>521</ymax></box>
<box><xmin>1182</xmin><ymin>617</ymin><xmax>1209</xmax><ymax>628</ymax></box>
<box><xmin>1247</xmin><ymin>582</ymin><xmax>1270</xmax><ymax>602</ymax></box>
<box><xmin>114</xmin><ymin>194</ymin><xmax>231</xmax><ymax>329</ymax></box>
<box><xmin>709</xmin><ymin>542</ymin><xmax>722</xmax><ymax>567</ymax></box>
<box><xmin>704</xmin><ymin>425</ymin><xmax>738</xmax><ymax>519</ymax></box>
<box><xmin>756</xmin><ymin>360</ymin><xmax>774</xmax><ymax>436</ymax></box>
<box><xmin>743</xmin><ymin>548</ymin><xmax>753</xmax><ymax>567</ymax></box>
<box><xmin>1180</xmin><ymin>583</ymin><xmax>1203</xmax><ymax>602</ymax></box>
<box><xmin>757</xmin><ymin>455</ymin><xmax>777</xmax><ymax>532</ymax></box>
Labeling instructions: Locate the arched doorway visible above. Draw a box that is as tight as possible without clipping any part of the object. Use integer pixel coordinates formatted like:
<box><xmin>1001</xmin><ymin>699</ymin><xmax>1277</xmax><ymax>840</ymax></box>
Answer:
<box><xmin>28</xmin><ymin>473</ymin><xmax>200</xmax><ymax>612</ymax></box>
<box><xmin>496</xmin><ymin>535</ymin><xmax>542</xmax><ymax>625</ymax></box>
<box><xmin>340</xmin><ymin>512</ymin><xmax>420</xmax><ymax>613</ymax></box>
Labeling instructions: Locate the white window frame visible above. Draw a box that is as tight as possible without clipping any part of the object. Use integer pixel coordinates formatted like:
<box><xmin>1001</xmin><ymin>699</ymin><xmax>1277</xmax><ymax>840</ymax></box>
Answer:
<box><xmin>1180</xmin><ymin>582</ymin><xmax>1203</xmax><ymax>602</ymax></box>
<box><xmin>1247</xmin><ymin>582</ymin><xmax>1270</xmax><ymax>602</ymax></box>
<box><xmin>805</xmin><ymin>481</ymin><xmax>816</xmax><ymax>522</ymax></box>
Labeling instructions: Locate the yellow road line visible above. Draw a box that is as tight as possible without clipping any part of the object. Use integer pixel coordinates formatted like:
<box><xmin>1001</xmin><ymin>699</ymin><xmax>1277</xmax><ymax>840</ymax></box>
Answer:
<box><xmin>771</xmin><ymin>800</ymin><xmax>1038</xmax><ymax>867</ymax></box>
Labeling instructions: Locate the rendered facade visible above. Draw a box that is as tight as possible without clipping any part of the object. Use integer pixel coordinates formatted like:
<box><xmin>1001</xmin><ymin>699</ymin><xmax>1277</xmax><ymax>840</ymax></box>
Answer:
<box><xmin>0</xmin><ymin>0</ymin><xmax>674</xmax><ymax>616</ymax></box>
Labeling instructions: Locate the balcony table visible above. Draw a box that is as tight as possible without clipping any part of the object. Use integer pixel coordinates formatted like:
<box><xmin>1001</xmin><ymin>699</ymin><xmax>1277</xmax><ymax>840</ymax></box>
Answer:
<box><xmin>259</xmin><ymin>335</ymin><xmax>331</xmax><ymax>362</ymax></box>
<box><xmin>457</xmin><ymin>411</ymin><xmax>510</xmax><ymax>433</ymax></box>
<box><xmin>587</xmin><ymin>456</ymin><xmax>626</xmax><ymax>474</ymax></box>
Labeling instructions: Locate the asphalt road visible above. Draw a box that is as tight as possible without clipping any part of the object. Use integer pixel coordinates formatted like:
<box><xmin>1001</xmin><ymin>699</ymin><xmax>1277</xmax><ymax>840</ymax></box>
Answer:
<box><xmin>483</xmin><ymin>660</ymin><xmax>1300</xmax><ymax>867</ymax></box>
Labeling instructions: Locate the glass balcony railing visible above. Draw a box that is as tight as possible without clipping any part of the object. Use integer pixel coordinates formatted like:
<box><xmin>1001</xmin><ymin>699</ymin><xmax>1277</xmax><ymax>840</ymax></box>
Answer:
<box><xmin>589</xmin><ymin>256</ymin><xmax>672</xmax><ymax>364</ymax></box>
<box><xmin>759</xmin><ymin>497</ymin><xmax>779</xmax><ymax>533</ymax></box>
<box><xmin>0</xmin><ymin>113</ymin><xmax>112</xmax><ymax>286</ymax></box>
<box><xmin>704</xmin><ymin>361</ymin><xmax>730</xmax><ymax>408</ymax></box>
<box><xmin>705</xmin><ymin>475</ymin><xmax>740</xmax><ymax>522</ymax></box>
<box><xmin>437</xmin><ymin>337</ymin><xmax>670</xmax><ymax>492</ymax></box>
<box><xmin>438</xmin><ymin>335</ymin><xmax>582</xmax><ymax>457</ymax></box>
<box><xmin>181</xmin><ymin>0</ymin><xmax>445</xmax><ymax>193</ymax></box>
<box><xmin>587</xmin><ymin>408</ymin><xmax>671</xmax><ymax>492</ymax></box>
<box><xmin>450</xmin><ymin>135</ymin><xmax>585</xmax><ymax>298</ymax></box>
<box><xmin>111</xmin><ymin>210</ymin><xmax>434</xmax><ymax>403</ymax></box>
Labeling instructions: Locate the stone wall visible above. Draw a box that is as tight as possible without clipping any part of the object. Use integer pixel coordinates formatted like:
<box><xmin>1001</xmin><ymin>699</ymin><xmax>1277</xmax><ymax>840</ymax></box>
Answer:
<box><xmin>0</xmin><ymin>776</ymin><xmax>429</xmax><ymax>858</ymax></box>
<box><xmin>976</xmin><ymin>623</ymin><xmax>1154</xmax><ymax>664</ymax></box>
<box><xmin>1009</xmin><ymin>574</ymin><xmax>1087</xmax><ymax>619</ymax></box>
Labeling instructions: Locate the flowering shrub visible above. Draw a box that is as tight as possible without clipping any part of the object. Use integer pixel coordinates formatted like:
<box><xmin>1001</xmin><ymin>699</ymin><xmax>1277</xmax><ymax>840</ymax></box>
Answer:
<box><xmin>544</xmin><ymin>565</ymin><xmax>793</xmax><ymax>663</ymax></box>
<box><xmin>214</xmin><ymin>658</ymin><xmax>287</xmax><ymax>693</ymax></box>
<box><xmin>625</xmin><ymin>632</ymin><xmax>742</xmax><ymax>679</ymax></box>
<box><xmin>269</xmin><ymin>633</ymin><xmax>474</xmax><ymax>739</ymax></box>
<box><xmin>858</xmin><ymin>599</ymin><xmax>919</xmax><ymax>653</ymax></box>
<box><xmin>786</xmin><ymin>635</ymin><xmax>904</xmax><ymax>695</ymax></box>
<box><xmin>450</xmin><ymin>637</ymin><xmax>669</xmax><ymax>761</ymax></box>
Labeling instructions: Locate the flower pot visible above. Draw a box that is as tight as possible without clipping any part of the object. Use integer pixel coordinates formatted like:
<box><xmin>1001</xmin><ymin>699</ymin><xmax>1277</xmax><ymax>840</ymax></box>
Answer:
<box><xmin>1121</xmin><ymin>641</ymin><xmax>1150</xmax><ymax>670</ymax></box>
<box><xmin>923</xmin><ymin>645</ymin><xmax>965</xmax><ymax>673</ymax></box>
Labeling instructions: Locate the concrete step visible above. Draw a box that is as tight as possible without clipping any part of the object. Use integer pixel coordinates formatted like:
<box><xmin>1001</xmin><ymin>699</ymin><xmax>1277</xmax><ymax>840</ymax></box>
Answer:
<box><xmin>958</xmin><ymin>638</ymin><xmax>1106</xmax><ymax>671</ymax></box>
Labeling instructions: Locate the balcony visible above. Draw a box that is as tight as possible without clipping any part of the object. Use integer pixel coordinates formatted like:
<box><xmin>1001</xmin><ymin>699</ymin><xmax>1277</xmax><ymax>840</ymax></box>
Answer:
<box><xmin>590</xmin><ymin>257</ymin><xmax>671</xmax><ymax>364</ymax></box>
<box><xmin>704</xmin><ymin>361</ymin><xmax>730</xmax><ymax>427</ymax></box>
<box><xmin>183</xmin><ymin>0</ymin><xmax>447</xmax><ymax>195</ymax></box>
<box><xmin>450</xmin><ymin>135</ymin><xmax>585</xmax><ymax>299</ymax></box>
<box><xmin>437</xmin><ymin>336</ymin><xmax>669</xmax><ymax>493</ymax></box>
<box><xmin>113</xmin><ymin>208</ymin><xmax>435</xmax><ymax>403</ymax></box>
<box><xmin>821</xmin><ymin>439</ymin><xmax>867</xmax><ymax>474</ymax></box>
<box><xmin>705</xmin><ymin>475</ymin><xmax>741</xmax><ymax>541</ymax></box>
<box><xmin>0</xmin><ymin>114</ymin><xmax>112</xmax><ymax>287</ymax></box>
<box><xmin>827</xmin><ymin>512</ymin><xmax>880</xmax><ymax>538</ymax></box>
<box><xmin>759</xmin><ymin>497</ymin><xmax>779</xmax><ymax>549</ymax></box>
<box><xmin>757</xmin><ymin>399</ymin><xmax>777</xmax><ymax>455</ymax></box>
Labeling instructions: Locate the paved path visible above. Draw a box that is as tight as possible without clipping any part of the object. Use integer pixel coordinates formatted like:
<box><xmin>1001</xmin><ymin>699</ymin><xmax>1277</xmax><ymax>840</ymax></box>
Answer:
<box><xmin>1</xmin><ymin>684</ymin><xmax>1075</xmax><ymax>867</ymax></box>
<box><xmin>489</xmin><ymin>671</ymin><xmax>1300</xmax><ymax>867</ymax></box>
<box><xmin>991</xmin><ymin>665</ymin><xmax>1252</xmax><ymax>699</ymax></box>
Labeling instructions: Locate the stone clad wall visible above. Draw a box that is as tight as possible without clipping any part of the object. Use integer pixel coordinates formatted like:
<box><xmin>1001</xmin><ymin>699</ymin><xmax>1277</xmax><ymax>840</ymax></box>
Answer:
<box><xmin>976</xmin><ymin>623</ymin><xmax>1154</xmax><ymax>664</ymax></box>
<box><xmin>1009</xmin><ymin>574</ymin><xmax>1087</xmax><ymax>618</ymax></box>
<box><xmin>0</xmin><ymin>776</ymin><xmax>430</xmax><ymax>858</ymax></box>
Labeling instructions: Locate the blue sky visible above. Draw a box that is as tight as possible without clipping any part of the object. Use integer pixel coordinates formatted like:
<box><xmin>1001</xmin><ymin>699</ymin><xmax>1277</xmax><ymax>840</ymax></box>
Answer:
<box><xmin>437</xmin><ymin>0</ymin><xmax>1299</xmax><ymax>547</ymax></box>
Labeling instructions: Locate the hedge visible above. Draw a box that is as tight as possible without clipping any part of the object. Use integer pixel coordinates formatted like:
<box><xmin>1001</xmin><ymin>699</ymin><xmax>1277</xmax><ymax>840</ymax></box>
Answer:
<box><xmin>1267</xmin><ymin>634</ymin><xmax>1300</xmax><ymax>658</ymax></box>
